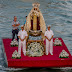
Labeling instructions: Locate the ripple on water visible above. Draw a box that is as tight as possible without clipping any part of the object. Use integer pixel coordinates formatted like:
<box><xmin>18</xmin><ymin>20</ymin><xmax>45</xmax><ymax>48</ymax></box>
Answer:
<box><xmin>0</xmin><ymin>0</ymin><xmax>72</xmax><ymax>71</ymax></box>
<box><xmin>0</xmin><ymin>4</ymin><xmax>6</xmax><ymax>8</ymax></box>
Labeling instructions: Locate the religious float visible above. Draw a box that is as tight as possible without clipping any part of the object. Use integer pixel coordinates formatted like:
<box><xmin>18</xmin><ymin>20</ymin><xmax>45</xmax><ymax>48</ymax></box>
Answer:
<box><xmin>2</xmin><ymin>3</ymin><xmax>72</xmax><ymax>68</ymax></box>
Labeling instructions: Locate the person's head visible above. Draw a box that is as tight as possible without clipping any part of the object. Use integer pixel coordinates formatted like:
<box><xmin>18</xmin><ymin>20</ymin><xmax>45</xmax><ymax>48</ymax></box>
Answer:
<box><xmin>21</xmin><ymin>25</ymin><xmax>24</xmax><ymax>30</ymax></box>
<box><xmin>14</xmin><ymin>16</ymin><xmax>17</xmax><ymax>22</ymax></box>
<box><xmin>26</xmin><ymin>16</ymin><xmax>27</xmax><ymax>19</ymax></box>
<box><xmin>47</xmin><ymin>25</ymin><xmax>51</xmax><ymax>30</ymax></box>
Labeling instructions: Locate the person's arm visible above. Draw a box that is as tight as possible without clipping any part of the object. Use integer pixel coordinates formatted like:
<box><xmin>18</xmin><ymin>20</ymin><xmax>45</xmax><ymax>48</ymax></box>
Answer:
<box><xmin>12</xmin><ymin>21</ymin><xmax>16</xmax><ymax>27</ymax></box>
<box><xmin>15</xmin><ymin>23</ymin><xmax>20</xmax><ymax>26</ymax></box>
<box><xmin>12</xmin><ymin>21</ymin><xmax>20</xmax><ymax>27</ymax></box>
<box><xmin>44</xmin><ymin>31</ymin><xmax>50</xmax><ymax>41</ymax></box>
<box><xmin>45</xmin><ymin>36</ymin><xmax>50</xmax><ymax>41</ymax></box>
<box><xmin>50</xmin><ymin>30</ymin><xmax>54</xmax><ymax>41</ymax></box>
<box><xmin>18</xmin><ymin>36</ymin><xmax>22</xmax><ymax>41</ymax></box>
<box><xmin>18</xmin><ymin>31</ymin><xmax>23</xmax><ymax>41</ymax></box>
<box><xmin>23</xmin><ymin>31</ymin><xmax>28</xmax><ymax>41</ymax></box>
<box><xmin>50</xmin><ymin>35</ymin><xmax>53</xmax><ymax>41</ymax></box>
<box><xmin>22</xmin><ymin>36</ymin><xmax>28</xmax><ymax>41</ymax></box>
<box><xmin>12</xmin><ymin>24</ymin><xmax>16</xmax><ymax>27</ymax></box>
<box><xmin>12</xmin><ymin>24</ymin><xmax>20</xmax><ymax>27</ymax></box>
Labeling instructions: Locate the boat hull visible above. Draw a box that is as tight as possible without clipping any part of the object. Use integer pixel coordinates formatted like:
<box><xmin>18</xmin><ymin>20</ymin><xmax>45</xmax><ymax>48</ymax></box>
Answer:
<box><xmin>2</xmin><ymin>38</ymin><xmax>72</xmax><ymax>68</ymax></box>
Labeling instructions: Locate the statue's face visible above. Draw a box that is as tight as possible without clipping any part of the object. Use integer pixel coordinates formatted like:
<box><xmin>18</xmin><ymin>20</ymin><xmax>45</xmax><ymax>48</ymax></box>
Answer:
<box><xmin>34</xmin><ymin>8</ymin><xmax>37</xmax><ymax>10</ymax></box>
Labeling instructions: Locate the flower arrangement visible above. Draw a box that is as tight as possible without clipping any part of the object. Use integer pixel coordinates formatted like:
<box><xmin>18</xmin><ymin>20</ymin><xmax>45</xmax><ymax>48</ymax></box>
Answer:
<box><xmin>10</xmin><ymin>39</ymin><xmax>18</xmax><ymax>47</ymax></box>
<box><xmin>26</xmin><ymin>42</ymin><xmax>44</xmax><ymax>57</ymax></box>
<box><xmin>12</xmin><ymin>50</ymin><xmax>21</xmax><ymax>59</ymax></box>
<box><xmin>54</xmin><ymin>38</ymin><xmax>62</xmax><ymax>46</ymax></box>
<box><xmin>59</xmin><ymin>50</ymin><xmax>69</xmax><ymax>58</ymax></box>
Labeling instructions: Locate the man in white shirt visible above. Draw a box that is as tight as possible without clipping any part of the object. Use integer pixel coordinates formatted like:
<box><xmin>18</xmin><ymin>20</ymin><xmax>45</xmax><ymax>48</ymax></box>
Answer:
<box><xmin>18</xmin><ymin>25</ymin><xmax>28</xmax><ymax>56</ymax></box>
<box><xmin>12</xmin><ymin>16</ymin><xmax>20</xmax><ymax>41</ymax></box>
<box><xmin>44</xmin><ymin>25</ymin><xmax>54</xmax><ymax>55</ymax></box>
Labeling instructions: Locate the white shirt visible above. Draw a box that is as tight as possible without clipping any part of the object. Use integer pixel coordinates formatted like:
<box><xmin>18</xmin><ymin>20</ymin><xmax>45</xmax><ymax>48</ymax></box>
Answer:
<box><xmin>12</xmin><ymin>21</ymin><xmax>19</xmax><ymax>30</ymax></box>
<box><xmin>44</xmin><ymin>30</ymin><xmax>54</xmax><ymax>39</ymax></box>
<box><xmin>18</xmin><ymin>30</ymin><xmax>28</xmax><ymax>40</ymax></box>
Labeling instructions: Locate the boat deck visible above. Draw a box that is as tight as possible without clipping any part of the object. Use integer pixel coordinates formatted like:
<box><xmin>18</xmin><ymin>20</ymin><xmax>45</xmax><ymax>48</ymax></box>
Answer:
<box><xmin>2</xmin><ymin>38</ymin><xmax>72</xmax><ymax>68</ymax></box>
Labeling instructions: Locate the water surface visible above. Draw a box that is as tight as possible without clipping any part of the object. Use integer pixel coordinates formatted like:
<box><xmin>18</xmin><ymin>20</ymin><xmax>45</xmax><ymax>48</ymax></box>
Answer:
<box><xmin>0</xmin><ymin>0</ymin><xmax>72</xmax><ymax>72</ymax></box>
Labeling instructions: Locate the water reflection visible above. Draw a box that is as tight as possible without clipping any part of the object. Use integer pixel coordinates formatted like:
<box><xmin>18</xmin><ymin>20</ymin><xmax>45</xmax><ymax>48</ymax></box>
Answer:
<box><xmin>13</xmin><ymin>68</ymin><xmax>62</xmax><ymax>72</ymax></box>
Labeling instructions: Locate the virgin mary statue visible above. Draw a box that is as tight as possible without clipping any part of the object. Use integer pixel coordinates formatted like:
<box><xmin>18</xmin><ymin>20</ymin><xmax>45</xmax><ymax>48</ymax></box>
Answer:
<box><xmin>24</xmin><ymin>2</ymin><xmax>46</xmax><ymax>40</ymax></box>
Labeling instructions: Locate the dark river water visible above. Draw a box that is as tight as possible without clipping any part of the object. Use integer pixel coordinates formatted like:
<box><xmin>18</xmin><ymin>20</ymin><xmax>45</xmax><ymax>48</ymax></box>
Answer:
<box><xmin>0</xmin><ymin>0</ymin><xmax>72</xmax><ymax>72</ymax></box>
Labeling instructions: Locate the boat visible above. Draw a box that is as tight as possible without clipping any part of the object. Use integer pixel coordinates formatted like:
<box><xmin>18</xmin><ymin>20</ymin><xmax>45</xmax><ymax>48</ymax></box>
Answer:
<box><xmin>2</xmin><ymin>38</ymin><xmax>72</xmax><ymax>68</ymax></box>
<box><xmin>2</xmin><ymin>3</ymin><xmax>72</xmax><ymax>68</ymax></box>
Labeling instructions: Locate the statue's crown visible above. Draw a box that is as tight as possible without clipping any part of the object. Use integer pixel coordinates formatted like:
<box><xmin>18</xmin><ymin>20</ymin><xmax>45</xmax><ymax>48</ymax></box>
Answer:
<box><xmin>32</xmin><ymin>2</ymin><xmax>40</xmax><ymax>8</ymax></box>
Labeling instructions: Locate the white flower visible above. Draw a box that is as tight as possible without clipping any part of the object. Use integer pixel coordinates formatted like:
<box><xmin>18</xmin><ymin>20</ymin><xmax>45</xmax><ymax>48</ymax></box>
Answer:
<box><xmin>11</xmin><ymin>41</ymin><xmax>13</xmax><ymax>43</ymax></box>
<box><xmin>14</xmin><ymin>54</ymin><xmax>17</xmax><ymax>58</ymax></box>
<box><xmin>13</xmin><ymin>50</ymin><xmax>17</xmax><ymax>55</ymax></box>
<box><xmin>17</xmin><ymin>53</ymin><xmax>20</xmax><ymax>57</ymax></box>
<box><xmin>13</xmin><ymin>41</ymin><xmax>16</xmax><ymax>43</ymax></box>
<box><xmin>54</xmin><ymin>38</ymin><xmax>62</xmax><ymax>46</ymax></box>
<box><xmin>62</xmin><ymin>50</ymin><xmax>65</xmax><ymax>52</ymax></box>
<box><xmin>27</xmin><ymin>42</ymin><xmax>44</xmax><ymax>57</ymax></box>
<box><xmin>10</xmin><ymin>39</ymin><xmax>18</xmax><ymax>46</ymax></box>
<box><xmin>10</xmin><ymin>42</ymin><xmax>14</xmax><ymax>45</ymax></box>
<box><xmin>12</xmin><ymin>50</ymin><xmax>21</xmax><ymax>58</ymax></box>
<box><xmin>12</xmin><ymin>54</ymin><xmax>15</xmax><ymax>57</ymax></box>
<box><xmin>59</xmin><ymin>50</ymin><xmax>69</xmax><ymax>58</ymax></box>
<box><xmin>15</xmin><ymin>42</ymin><xmax>18</xmax><ymax>45</ymax></box>
<box><xmin>61</xmin><ymin>54</ymin><xmax>63</xmax><ymax>57</ymax></box>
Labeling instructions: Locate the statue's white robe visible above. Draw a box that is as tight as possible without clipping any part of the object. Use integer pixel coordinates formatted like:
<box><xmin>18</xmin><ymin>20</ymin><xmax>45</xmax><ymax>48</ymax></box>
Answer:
<box><xmin>44</xmin><ymin>30</ymin><xmax>54</xmax><ymax>55</ymax></box>
<box><xmin>24</xmin><ymin>7</ymin><xmax>46</xmax><ymax>40</ymax></box>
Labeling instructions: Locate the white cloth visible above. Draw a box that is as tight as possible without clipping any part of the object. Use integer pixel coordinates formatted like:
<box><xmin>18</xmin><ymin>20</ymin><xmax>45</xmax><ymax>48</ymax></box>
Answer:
<box><xmin>18</xmin><ymin>30</ymin><xmax>28</xmax><ymax>56</ymax></box>
<box><xmin>12</xmin><ymin>21</ymin><xmax>19</xmax><ymax>30</ymax></box>
<box><xmin>44</xmin><ymin>30</ymin><xmax>54</xmax><ymax>55</ymax></box>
